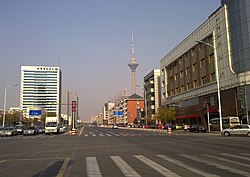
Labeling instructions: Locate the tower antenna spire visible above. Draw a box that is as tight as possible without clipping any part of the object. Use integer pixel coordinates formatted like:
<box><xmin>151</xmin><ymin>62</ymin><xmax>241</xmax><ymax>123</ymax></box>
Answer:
<box><xmin>128</xmin><ymin>33</ymin><xmax>139</xmax><ymax>95</ymax></box>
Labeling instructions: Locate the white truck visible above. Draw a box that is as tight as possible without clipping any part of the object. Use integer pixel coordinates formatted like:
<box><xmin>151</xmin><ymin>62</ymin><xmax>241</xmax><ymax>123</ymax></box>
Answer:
<box><xmin>45</xmin><ymin>121</ymin><xmax>59</xmax><ymax>135</ymax></box>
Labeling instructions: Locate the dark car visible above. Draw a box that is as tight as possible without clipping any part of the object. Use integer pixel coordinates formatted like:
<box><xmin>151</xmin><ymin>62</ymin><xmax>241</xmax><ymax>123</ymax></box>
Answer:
<box><xmin>23</xmin><ymin>126</ymin><xmax>38</xmax><ymax>136</ymax></box>
<box><xmin>188</xmin><ymin>125</ymin><xmax>207</xmax><ymax>133</ymax></box>
<box><xmin>148</xmin><ymin>124</ymin><xmax>156</xmax><ymax>129</ymax></box>
<box><xmin>163</xmin><ymin>124</ymin><xmax>174</xmax><ymax>130</ymax></box>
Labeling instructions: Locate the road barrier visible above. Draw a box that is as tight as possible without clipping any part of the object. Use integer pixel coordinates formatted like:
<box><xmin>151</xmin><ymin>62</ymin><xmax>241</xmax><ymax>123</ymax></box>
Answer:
<box><xmin>71</xmin><ymin>128</ymin><xmax>76</xmax><ymax>135</ymax></box>
<box><xmin>167</xmin><ymin>127</ymin><xmax>172</xmax><ymax>134</ymax></box>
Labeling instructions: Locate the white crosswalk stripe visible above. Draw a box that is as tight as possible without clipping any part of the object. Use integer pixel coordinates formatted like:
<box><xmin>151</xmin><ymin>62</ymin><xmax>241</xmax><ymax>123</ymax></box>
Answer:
<box><xmin>180</xmin><ymin>154</ymin><xmax>250</xmax><ymax>177</ymax></box>
<box><xmin>86</xmin><ymin>157</ymin><xmax>102</xmax><ymax>177</ymax></box>
<box><xmin>220</xmin><ymin>153</ymin><xmax>250</xmax><ymax>161</ymax></box>
<box><xmin>201</xmin><ymin>154</ymin><xmax>250</xmax><ymax>168</ymax></box>
<box><xmin>111</xmin><ymin>156</ymin><xmax>141</xmax><ymax>177</ymax></box>
<box><xmin>134</xmin><ymin>155</ymin><xmax>181</xmax><ymax>177</ymax></box>
<box><xmin>85</xmin><ymin>153</ymin><xmax>250</xmax><ymax>177</ymax></box>
<box><xmin>157</xmin><ymin>155</ymin><xmax>219</xmax><ymax>177</ymax></box>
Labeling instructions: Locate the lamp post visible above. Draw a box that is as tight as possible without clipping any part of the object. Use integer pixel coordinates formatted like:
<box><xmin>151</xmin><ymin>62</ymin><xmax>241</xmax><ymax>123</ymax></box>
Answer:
<box><xmin>197</xmin><ymin>30</ymin><xmax>223</xmax><ymax>132</ymax></box>
<box><xmin>2</xmin><ymin>84</ymin><xmax>18</xmax><ymax>127</ymax></box>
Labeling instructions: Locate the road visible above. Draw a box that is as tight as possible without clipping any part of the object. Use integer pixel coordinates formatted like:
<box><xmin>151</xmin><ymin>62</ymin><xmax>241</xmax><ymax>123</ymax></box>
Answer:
<box><xmin>0</xmin><ymin>126</ymin><xmax>250</xmax><ymax>177</ymax></box>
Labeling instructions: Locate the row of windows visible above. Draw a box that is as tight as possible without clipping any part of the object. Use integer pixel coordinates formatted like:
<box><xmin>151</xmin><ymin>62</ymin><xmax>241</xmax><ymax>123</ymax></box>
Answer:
<box><xmin>167</xmin><ymin>73</ymin><xmax>216</xmax><ymax>96</ymax></box>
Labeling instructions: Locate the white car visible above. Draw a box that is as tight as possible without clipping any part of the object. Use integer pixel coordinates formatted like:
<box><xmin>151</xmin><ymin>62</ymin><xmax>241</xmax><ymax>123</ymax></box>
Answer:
<box><xmin>221</xmin><ymin>124</ymin><xmax>250</xmax><ymax>136</ymax></box>
<box><xmin>112</xmin><ymin>124</ymin><xmax>118</xmax><ymax>129</ymax></box>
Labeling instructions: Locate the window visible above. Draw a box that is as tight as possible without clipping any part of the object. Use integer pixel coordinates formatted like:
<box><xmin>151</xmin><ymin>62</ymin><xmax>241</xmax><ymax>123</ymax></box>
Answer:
<box><xmin>180</xmin><ymin>71</ymin><xmax>184</xmax><ymax>78</ymax></box>
<box><xmin>200</xmin><ymin>59</ymin><xmax>205</xmax><ymax>68</ymax></box>
<box><xmin>175</xmin><ymin>88</ymin><xmax>179</xmax><ymax>94</ymax></box>
<box><xmin>193</xmin><ymin>80</ymin><xmax>198</xmax><ymax>88</ymax></box>
<box><xmin>202</xmin><ymin>77</ymin><xmax>207</xmax><ymax>85</ymax></box>
<box><xmin>174</xmin><ymin>74</ymin><xmax>178</xmax><ymax>81</ymax></box>
<box><xmin>186</xmin><ymin>67</ymin><xmax>190</xmax><ymax>75</ymax></box>
<box><xmin>186</xmin><ymin>83</ymin><xmax>191</xmax><ymax>90</ymax></box>
<box><xmin>192</xmin><ymin>63</ymin><xmax>197</xmax><ymax>72</ymax></box>
<box><xmin>211</xmin><ymin>73</ymin><xmax>216</xmax><ymax>82</ymax></box>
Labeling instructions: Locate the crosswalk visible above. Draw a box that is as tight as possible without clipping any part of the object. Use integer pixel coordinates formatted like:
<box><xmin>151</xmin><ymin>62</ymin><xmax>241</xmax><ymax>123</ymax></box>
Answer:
<box><xmin>84</xmin><ymin>153</ymin><xmax>250</xmax><ymax>177</ymax></box>
<box><xmin>81</xmin><ymin>132</ymin><xmax>161</xmax><ymax>137</ymax></box>
<box><xmin>0</xmin><ymin>133</ymin><xmax>67</xmax><ymax>140</ymax></box>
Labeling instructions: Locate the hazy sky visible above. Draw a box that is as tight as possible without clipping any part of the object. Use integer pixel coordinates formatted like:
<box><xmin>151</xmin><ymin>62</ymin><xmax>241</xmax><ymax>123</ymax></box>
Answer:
<box><xmin>0</xmin><ymin>0</ymin><xmax>221</xmax><ymax>120</ymax></box>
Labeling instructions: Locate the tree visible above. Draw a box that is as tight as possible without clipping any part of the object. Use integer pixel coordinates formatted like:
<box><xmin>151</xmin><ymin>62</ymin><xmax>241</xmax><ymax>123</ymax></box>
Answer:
<box><xmin>155</xmin><ymin>107</ymin><xmax>176</xmax><ymax>125</ymax></box>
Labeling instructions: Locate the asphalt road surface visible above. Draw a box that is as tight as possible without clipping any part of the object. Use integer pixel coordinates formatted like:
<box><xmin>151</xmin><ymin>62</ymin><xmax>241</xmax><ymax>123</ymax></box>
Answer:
<box><xmin>0</xmin><ymin>126</ymin><xmax>250</xmax><ymax>177</ymax></box>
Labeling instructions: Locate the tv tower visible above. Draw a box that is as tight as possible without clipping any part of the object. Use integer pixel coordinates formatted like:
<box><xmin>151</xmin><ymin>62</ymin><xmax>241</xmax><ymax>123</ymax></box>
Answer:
<box><xmin>128</xmin><ymin>33</ymin><xmax>138</xmax><ymax>95</ymax></box>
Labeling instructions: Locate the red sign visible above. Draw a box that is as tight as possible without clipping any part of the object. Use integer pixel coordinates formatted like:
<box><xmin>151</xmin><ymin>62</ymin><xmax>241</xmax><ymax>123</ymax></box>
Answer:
<box><xmin>72</xmin><ymin>101</ymin><xmax>76</xmax><ymax>112</ymax></box>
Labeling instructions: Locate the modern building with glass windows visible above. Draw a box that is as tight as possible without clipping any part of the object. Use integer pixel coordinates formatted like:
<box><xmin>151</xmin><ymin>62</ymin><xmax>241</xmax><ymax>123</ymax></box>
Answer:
<box><xmin>144</xmin><ymin>69</ymin><xmax>161</xmax><ymax>122</ymax></box>
<box><xmin>160</xmin><ymin>0</ymin><xmax>250</xmax><ymax>128</ymax></box>
<box><xmin>20</xmin><ymin>66</ymin><xmax>61</xmax><ymax>122</ymax></box>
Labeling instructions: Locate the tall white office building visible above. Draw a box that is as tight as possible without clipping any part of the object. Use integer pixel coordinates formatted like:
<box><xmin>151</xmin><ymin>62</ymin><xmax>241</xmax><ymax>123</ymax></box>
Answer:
<box><xmin>20</xmin><ymin>66</ymin><xmax>61</xmax><ymax>122</ymax></box>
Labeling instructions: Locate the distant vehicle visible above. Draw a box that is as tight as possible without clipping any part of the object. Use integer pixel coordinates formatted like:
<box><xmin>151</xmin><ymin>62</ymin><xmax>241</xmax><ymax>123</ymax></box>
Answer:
<box><xmin>156</xmin><ymin>124</ymin><xmax>163</xmax><ymax>129</ymax></box>
<box><xmin>23</xmin><ymin>126</ymin><xmax>38</xmax><ymax>136</ymax></box>
<box><xmin>0</xmin><ymin>127</ymin><xmax>5</xmax><ymax>136</ymax></box>
<box><xmin>175</xmin><ymin>124</ymin><xmax>183</xmax><ymax>130</ymax></box>
<box><xmin>59</xmin><ymin>126</ymin><xmax>67</xmax><ymax>133</ymax></box>
<box><xmin>148</xmin><ymin>124</ymin><xmax>156</xmax><ymax>129</ymax></box>
<box><xmin>1</xmin><ymin>127</ymin><xmax>17</xmax><ymax>137</ymax></box>
<box><xmin>163</xmin><ymin>124</ymin><xmax>174</xmax><ymax>130</ymax></box>
<box><xmin>45</xmin><ymin>122</ymin><xmax>59</xmax><ymax>135</ymax></box>
<box><xmin>36</xmin><ymin>126</ymin><xmax>45</xmax><ymax>134</ymax></box>
<box><xmin>112</xmin><ymin>124</ymin><xmax>118</xmax><ymax>129</ymax></box>
<box><xmin>15</xmin><ymin>125</ymin><xmax>25</xmax><ymax>134</ymax></box>
<box><xmin>221</xmin><ymin>124</ymin><xmax>250</xmax><ymax>136</ymax></box>
<box><xmin>210</xmin><ymin>116</ymin><xmax>240</xmax><ymax>130</ymax></box>
<box><xmin>188</xmin><ymin>125</ymin><xmax>207</xmax><ymax>133</ymax></box>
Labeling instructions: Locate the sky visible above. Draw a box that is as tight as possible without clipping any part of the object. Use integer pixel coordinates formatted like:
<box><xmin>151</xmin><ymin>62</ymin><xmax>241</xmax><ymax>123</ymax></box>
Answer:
<box><xmin>0</xmin><ymin>0</ymin><xmax>221</xmax><ymax>120</ymax></box>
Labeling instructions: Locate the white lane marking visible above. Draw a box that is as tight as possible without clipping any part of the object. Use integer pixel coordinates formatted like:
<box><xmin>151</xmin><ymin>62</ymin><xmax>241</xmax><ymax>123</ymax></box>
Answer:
<box><xmin>180</xmin><ymin>154</ymin><xmax>250</xmax><ymax>177</ymax></box>
<box><xmin>111</xmin><ymin>156</ymin><xmax>141</xmax><ymax>177</ymax></box>
<box><xmin>86</xmin><ymin>157</ymin><xmax>102</xmax><ymax>177</ymax></box>
<box><xmin>56</xmin><ymin>158</ymin><xmax>70</xmax><ymax>177</ymax></box>
<box><xmin>0</xmin><ymin>160</ymin><xmax>6</xmax><ymax>164</ymax></box>
<box><xmin>134</xmin><ymin>155</ymin><xmax>180</xmax><ymax>177</ymax></box>
<box><xmin>201</xmin><ymin>154</ymin><xmax>250</xmax><ymax>168</ymax></box>
<box><xmin>157</xmin><ymin>155</ymin><xmax>219</xmax><ymax>177</ymax></box>
<box><xmin>220</xmin><ymin>153</ymin><xmax>250</xmax><ymax>161</ymax></box>
<box><xmin>79</xmin><ymin>127</ymin><xmax>84</xmax><ymax>137</ymax></box>
<box><xmin>240</xmin><ymin>153</ymin><xmax>250</xmax><ymax>156</ymax></box>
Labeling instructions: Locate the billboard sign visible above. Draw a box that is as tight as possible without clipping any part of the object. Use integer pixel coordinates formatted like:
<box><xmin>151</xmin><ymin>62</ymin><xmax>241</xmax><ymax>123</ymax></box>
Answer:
<box><xmin>29</xmin><ymin>110</ymin><xmax>42</xmax><ymax>117</ymax></box>
<box><xmin>114</xmin><ymin>111</ymin><xmax>124</xmax><ymax>117</ymax></box>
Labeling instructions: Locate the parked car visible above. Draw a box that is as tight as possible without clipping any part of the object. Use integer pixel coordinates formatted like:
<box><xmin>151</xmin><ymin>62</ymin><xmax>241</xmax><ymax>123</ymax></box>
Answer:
<box><xmin>112</xmin><ymin>124</ymin><xmax>118</xmax><ymax>129</ymax></box>
<box><xmin>148</xmin><ymin>124</ymin><xmax>156</xmax><ymax>129</ymax></box>
<box><xmin>1</xmin><ymin>127</ymin><xmax>17</xmax><ymax>136</ymax></box>
<box><xmin>221</xmin><ymin>124</ymin><xmax>250</xmax><ymax>136</ymax></box>
<box><xmin>175</xmin><ymin>124</ymin><xmax>184</xmax><ymax>130</ymax></box>
<box><xmin>188</xmin><ymin>125</ymin><xmax>207</xmax><ymax>133</ymax></box>
<box><xmin>163</xmin><ymin>124</ymin><xmax>174</xmax><ymax>130</ymax></box>
<box><xmin>156</xmin><ymin>124</ymin><xmax>163</xmax><ymax>129</ymax></box>
<box><xmin>15</xmin><ymin>125</ymin><xmax>25</xmax><ymax>134</ymax></box>
<box><xmin>23</xmin><ymin>126</ymin><xmax>38</xmax><ymax>136</ymax></box>
<box><xmin>0</xmin><ymin>127</ymin><xmax>5</xmax><ymax>136</ymax></box>
<box><xmin>36</xmin><ymin>126</ymin><xmax>45</xmax><ymax>134</ymax></box>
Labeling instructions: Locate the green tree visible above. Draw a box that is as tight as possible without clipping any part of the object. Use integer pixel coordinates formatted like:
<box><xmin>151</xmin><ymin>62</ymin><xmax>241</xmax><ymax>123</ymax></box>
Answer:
<box><xmin>155</xmin><ymin>107</ymin><xmax>176</xmax><ymax>124</ymax></box>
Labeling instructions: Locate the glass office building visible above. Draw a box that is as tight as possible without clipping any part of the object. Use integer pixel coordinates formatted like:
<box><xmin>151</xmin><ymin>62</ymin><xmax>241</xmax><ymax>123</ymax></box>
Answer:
<box><xmin>160</xmin><ymin>0</ymin><xmax>250</xmax><ymax>127</ymax></box>
<box><xmin>20</xmin><ymin>66</ymin><xmax>61</xmax><ymax>122</ymax></box>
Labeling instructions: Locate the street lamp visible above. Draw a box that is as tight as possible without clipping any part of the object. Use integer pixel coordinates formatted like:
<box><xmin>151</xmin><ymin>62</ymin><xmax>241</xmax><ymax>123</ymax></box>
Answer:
<box><xmin>2</xmin><ymin>84</ymin><xmax>18</xmax><ymax>127</ymax></box>
<box><xmin>197</xmin><ymin>30</ymin><xmax>223</xmax><ymax>132</ymax></box>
